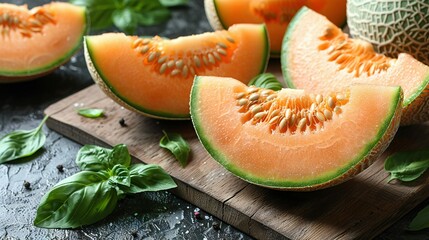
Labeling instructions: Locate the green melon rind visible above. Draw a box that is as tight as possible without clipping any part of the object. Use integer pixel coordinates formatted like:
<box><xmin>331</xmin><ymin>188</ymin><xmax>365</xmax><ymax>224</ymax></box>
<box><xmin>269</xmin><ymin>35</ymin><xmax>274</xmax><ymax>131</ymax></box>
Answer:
<box><xmin>84</xmin><ymin>37</ymin><xmax>190</xmax><ymax>120</ymax></box>
<box><xmin>191</xmin><ymin>76</ymin><xmax>402</xmax><ymax>190</ymax></box>
<box><xmin>280</xmin><ymin>6</ymin><xmax>309</xmax><ymax>89</ymax></box>
<box><xmin>0</xmin><ymin>7</ymin><xmax>87</xmax><ymax>80</ymax></box>
<box><xmin>403</xmin><ymin>74</ymin><xmax>429</xmax><ymax>107</ymax></box>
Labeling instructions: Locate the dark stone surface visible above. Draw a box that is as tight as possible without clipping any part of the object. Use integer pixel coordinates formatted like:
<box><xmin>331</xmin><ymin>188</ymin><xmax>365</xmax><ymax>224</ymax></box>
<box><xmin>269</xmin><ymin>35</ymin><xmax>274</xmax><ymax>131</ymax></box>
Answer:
<box><xmin>1</xmin><ymin>0</ymin><xmax>429</xmax><ymax>239</ymax></box>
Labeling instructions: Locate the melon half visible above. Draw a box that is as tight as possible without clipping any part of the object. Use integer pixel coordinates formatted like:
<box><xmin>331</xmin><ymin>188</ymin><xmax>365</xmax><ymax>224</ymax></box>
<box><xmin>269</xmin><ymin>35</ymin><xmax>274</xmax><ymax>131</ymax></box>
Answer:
<box><xmin>281</xmin><ymin>7</ymin><xmax>429</xmax><ymax>125</ymax></box>
<box><xmin>85</xmin><ymin>24</ymin><xmax>269</xmax><ymax>120</ymax></box>
<box><xmin>191</xmin><ymin>76</ymin><xmax>403</xmax><ymax>191</ymax></box>
<box><xmin>0</xmin><ymin>2</ymin><xmax>87</xmax><ymax>82</ymax></box>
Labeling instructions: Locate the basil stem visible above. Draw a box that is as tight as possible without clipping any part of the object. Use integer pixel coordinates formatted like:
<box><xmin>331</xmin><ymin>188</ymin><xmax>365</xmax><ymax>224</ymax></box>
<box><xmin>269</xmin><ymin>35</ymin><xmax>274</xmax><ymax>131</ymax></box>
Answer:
<box><xmin>0</xmin><ymin>115</ymin><xmax>48</xmax><ymax>164</ymax></box>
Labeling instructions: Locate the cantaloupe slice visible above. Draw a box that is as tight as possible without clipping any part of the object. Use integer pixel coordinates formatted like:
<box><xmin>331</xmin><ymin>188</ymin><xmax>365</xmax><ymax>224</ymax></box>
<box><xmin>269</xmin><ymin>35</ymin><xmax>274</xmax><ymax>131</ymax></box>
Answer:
<box><xmin>281</xmin><ymin>7</ymin><xmax>429</xmax><ymax>125</ymax></box>
<box><xmin>205</xmin><ymin>0</ymin><xmax>347</xmax><ymax>56</ymax></box>
<box><xmin>0</xmin><ymin>2</ymin><xmax>87</xmax><ymax>82</ymax></box>
<box><xmin>191</xmin><ymin>76</ymin><xmax>402</xmax><ymax>191</ymax></box>
<box><xmin>85</xmin><ymin>24</ymin><xmax>269</xmax><ymax>120</ymax></box>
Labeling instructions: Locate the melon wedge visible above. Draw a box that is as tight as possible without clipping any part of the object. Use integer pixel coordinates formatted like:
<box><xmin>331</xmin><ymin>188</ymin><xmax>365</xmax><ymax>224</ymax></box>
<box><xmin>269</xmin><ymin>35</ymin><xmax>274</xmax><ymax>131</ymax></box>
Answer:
<box><xmin>205</xmin><ymin>0</ymin><xmax>346</xmax><ymax>56</ymax></box>
<box><xmin>191</xmin><ymin>76</ymin><xmax>402</xmax><ymax>191</ymax></box>
<box><xmin>0</xmin><ymin>2</ymin><xmax>87</xmax><ymax>82</ymax></box>
<box><xmin>84</xmin><ymin>24</ymin><xmax>269</xmax><ymax>120</ymax></box>
<box><xmin>281</xmin><ymin>7</ymin><xmax>429</xmax><ymax>125</ymax></box>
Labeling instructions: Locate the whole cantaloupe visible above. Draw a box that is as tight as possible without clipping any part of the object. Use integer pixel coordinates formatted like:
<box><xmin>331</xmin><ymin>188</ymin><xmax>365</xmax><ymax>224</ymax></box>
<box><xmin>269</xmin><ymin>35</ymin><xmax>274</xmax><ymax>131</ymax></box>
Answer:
<box><xmin>347</xmin><ymin>0</ymin><xmax>429</xmax><ymax>65</ymax></box>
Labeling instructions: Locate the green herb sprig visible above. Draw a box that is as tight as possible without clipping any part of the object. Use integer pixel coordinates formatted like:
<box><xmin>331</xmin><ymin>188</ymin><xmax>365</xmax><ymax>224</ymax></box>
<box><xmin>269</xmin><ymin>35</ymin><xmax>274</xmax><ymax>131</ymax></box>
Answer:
<box><xmin>77</xmin><ymin>108</ymin><xmax>104</xmax><ymax>118</ymax></box>
<box><xmin>384</xmin><ymin>150</ymin><xmax>429</xmax><ymax>182</ymax></box>
<box><xmin>34</xmin><ymin>144</ymin><xmax>176</xmax><ymax>228</ymax></box>
<box><xmin>70</xmin><ymin>0</ymin><xmax>189</xmax><ymax>34</ymax></box>
<box><xmin>0</xmin><ymin>115</ymin><xmax>48</xmax><ymax>164</ymax></box>
<box><xmin>248</xmin><ymin>73</ymin><xmax>283</xmax><ymax>91</ymax></box>
<box><xmin>160</xmin><ymin>131</ymin><xmax>190</xmax><ymax>167</ymax></box>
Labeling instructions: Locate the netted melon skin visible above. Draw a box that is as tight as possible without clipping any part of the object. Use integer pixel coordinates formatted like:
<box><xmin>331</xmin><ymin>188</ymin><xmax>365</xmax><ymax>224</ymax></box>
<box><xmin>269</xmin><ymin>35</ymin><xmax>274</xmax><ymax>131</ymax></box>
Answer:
<box><xmin>347</xmin><ymin>0</ymin><xmax>429</xmax><ymax>65</ymax></box>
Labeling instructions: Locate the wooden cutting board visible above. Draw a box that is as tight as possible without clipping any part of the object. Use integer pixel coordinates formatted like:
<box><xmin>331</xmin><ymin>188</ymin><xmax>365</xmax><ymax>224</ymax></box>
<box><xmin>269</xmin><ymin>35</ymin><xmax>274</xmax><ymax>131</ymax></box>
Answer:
<box><xmin>44</xmin><ymin>61</ymin><xmax>429</xmax><ymax>239</ymax></box>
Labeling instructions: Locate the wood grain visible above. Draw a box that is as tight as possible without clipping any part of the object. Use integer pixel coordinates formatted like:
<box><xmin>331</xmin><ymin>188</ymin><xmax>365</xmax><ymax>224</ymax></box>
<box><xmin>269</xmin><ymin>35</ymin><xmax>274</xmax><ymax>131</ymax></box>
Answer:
<box><xmin>44</xmin><ymin>61</ymin><xmax>429</xmax><ymax>239</ymax></box>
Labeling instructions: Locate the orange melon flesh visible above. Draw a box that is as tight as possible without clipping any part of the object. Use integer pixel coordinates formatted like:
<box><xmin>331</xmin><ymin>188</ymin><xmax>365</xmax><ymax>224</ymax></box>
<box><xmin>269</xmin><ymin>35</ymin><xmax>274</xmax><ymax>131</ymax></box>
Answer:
<box><xmin>85</xmin><ymin>24</ymin><xmax>269</xmax><ymax>119</ymax></box>
<box><xmin>191</xmin><ymin>76</ymin><xmax>402</xmax><ymax>190</ymax></box>
<box><xmin>282</xmin><ymin>7</ymin><xmax>429</xmax><ymax>125</ymax></box>
<box><xmin>205</xmin><ymin>0</ymin><xmax>346</xmax><ymax>55</ymax></box>
<box><xmin>0</xmin><ymin>2</ymin><xmax>86</xmax><ymax>81</ymax></box>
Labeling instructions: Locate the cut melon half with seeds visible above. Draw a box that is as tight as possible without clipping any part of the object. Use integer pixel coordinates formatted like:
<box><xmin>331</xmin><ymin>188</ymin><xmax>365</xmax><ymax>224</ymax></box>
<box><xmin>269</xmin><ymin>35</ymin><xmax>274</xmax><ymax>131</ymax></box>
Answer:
<box><xmin>0</xmin><ymin>2</ymin><xmax>87</xmax><ymax>82</ymax></box>
<box><xmin>281</xmin><ymin>7</ymin><xmax>429</xmax><ymax>125</ymax></box>
<box><xmin>84</xmin><ymin>24</ymin><xmax>269</xmax><ymax>120</ymax></box>
<box><xmin>191</xmin><ymin>76</ymin><xmax>402</xmax><ymax>191</ymax></box>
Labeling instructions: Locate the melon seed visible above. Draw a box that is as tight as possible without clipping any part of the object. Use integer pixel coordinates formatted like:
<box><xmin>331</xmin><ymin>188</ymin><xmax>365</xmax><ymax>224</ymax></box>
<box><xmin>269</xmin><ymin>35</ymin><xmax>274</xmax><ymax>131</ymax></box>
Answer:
<box><xmin>261</xmin><ymin>90</ymin><xmax>271</xmax><ymax>96</ymax></box>
<box><xmin>254</xmin><ymin>111</ymin><xmax>267</xmax><ymax>120</ymax></box>
<box><xmin>167</xmin><ymin>60</ymin><xmax>175</xmax><ymax>68</ymax></box>
<box><xmin>142</xmin><ymin>39</ymin><xmax>150</xmax><ymax>45</ymax></box>
<box><xmin>336</xmin><ymin>93</ymin><xmax>346</xmax><ymax>102</ymax></box>
<box><xmin>158</xmin><ymin>56</ymin><xmax>167</xmax><ymax>64</ymax></box>
<box><xmin>226</xmin><ymin>36</ymin><xmax>235</xmax><ymax>43</ymax></box>
<box><xmin>208</xmin><ymin>53</ymin><xmax>216</xmax><ymax>64</ymax></box>
<box><xmin>324</xmin><ymin>109</ymin><xmax>332</xmax><ymax>119</ymax></box>
<box><xmin>141</xmin><ymin>45</ymin><xmax>149</xmax><ymax>54</ymax></box>
<box><xmin>217</xmin><ymin>42</ymin><xmax>227</xmax><ymax>49</ymax></box>
<box><xmin>247</xmin><ymin>87</ymin><xmax>258</xmax><ymax>94</ymax></box>
<box><xmin>297</xmin><ymin>118</ymin><xmax>307</xmax><ymax>131</ymax></box>
<box><xmin>285</xmin><ymin>109</ymin><xmax>292</xmax><ymax>121</ymax></box>
<box><xmin>238</xmin><ymin>98</ymin><xmax>248</xmax><ymax>106</ymax></box>
<box><xmin>217</xmin><ymin>48</ymin><xmax>227</xmax><ymax>56</ymax></box>
<box><xmin>267</xmin><ymin>94</ymin><xmax>277</xmax><ymax>101</ymax></box>
<box><xmin>269</xmin><ymin>116</ymin><xmax>280</xmax><ymax>124</ymax></box>
<box><xmin>279</xmin><ymin>118</ymin><xmax>288</xmax><ymax>130</ymax></box>
<box><xmin>202</xmin><ymin>55</ymin><xmax>209</xmax><ymax>66</ymax></box>
<box><xmin>176</xmin><ymin>59</ymin><xmax>184</xmax><ymax>69</ymax></box>
<box><xmin>249</xmin><ymin>93</ymin><xmax>260</xmax><ymax>101</ymax></box>
<box><xmin>316</xmin><ymin>111</ymin><xmax>325</xmax><ymax>122</ymax></box>
<box><xmin>327</xmin><ymin>97</ymin><xmax>335</xmax><ymax>109</ymax></box>
<box><xmin>190</xmin><ymin>67</ymin><xmax>196</xmax><ymax>76</ymax></box>
<box><xmin>213</xmin><ymin>52</ymin><xmax>221</xmax><ymax>61</ymax></box>
<box><xmin>182</xmin><ymin>65</ymin><xmax>189</xmax><ymax>77</ymax></box>
<box><xmin>334</xmin><ymin>106</ymin><xmax>342</xmax><ymax>114</ymax></box>
<box><xmin>194</xmin><ymin>56</ymin><xmax>201</xmax><ymax>67</ymax></box>
<box><xmin>236</xmin><ymin>92</ymin><xmax>245</xmax><ymax>99</ymax></box>
<box><xmin>316</xmin><ymin>94</ymin><xmax>323</xmax><ymax>104</ymax></box>
<box><xmin>271</xmin><ymin>109</ymin><xmax>280</xmax><ymax>117</ymax></box>
<box><xmin>148</xmin><ymin>52</ymin><xmax>157</xmax><ymax>62</ymax></box>
<box><xmin>133</xmin><ymin>38</ymin><xmax>143</xmax><ymax>48</ymax></box>
<box><xmin>159</xmin><ymin>63</ymin><xmax>167</xmax><ymax>74</ymax></box>
<box><xmin>251</xmin><ymin>105</ymin><xmax>262</xmax><ymax>114</ymax></box>
<box><xmin>171</xmin><ymin>69</ymin><xmax>180</xmax><ymax>76</ymax></box>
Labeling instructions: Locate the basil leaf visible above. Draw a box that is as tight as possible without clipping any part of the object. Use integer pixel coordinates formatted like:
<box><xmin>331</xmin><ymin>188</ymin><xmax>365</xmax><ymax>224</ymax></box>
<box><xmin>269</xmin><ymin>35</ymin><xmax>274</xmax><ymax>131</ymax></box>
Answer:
<box><xmin>385</xmin><ymin>150</ymin><xmax>429</xmax><ymax>182</ymax></box>
<box><xmin>112</xmin><ymin>8</ymin><xmax>139</xmax><ymax>34</ymax></box>
<box><xmin>109</xmin><ymin>164</ymin><xmax>131</xmax><ymax>187</ymax></box>
<box><xmin>120</xmin><ymin>164</ymin><xmax>177</xmax><ymax>194</ymax></box>
<box><xmin>159</xmin><ymin>131</ymin><xmax>190</xmax><ymax>167</ymax></box>
<box><xmin>160</xmin><ymin>0</ymin><xmax>189</xmax><ymax>7</ymax></box>
<box><xmin>69</xmin><ymin>0</ymin><xmax>172</xmax><ymax>34</ymax></box>
<box><xmin>0</xmin><ymin>115</ymin><xmax>48</xmax><ymax>163</ymax></box>
<box><xmin>107</xmin><ymin>144</ymin><xmax>131</xmax><ymax>167</ymax></box>
<box><xmin>76</xmin><ymin>144</ymin><xmax>131</xmax><ymax>171</ymax></box>
<box><xmin>76</xmin><ymin>145</ymin><xmax>112</xmax><ymax>171</ymax></box>
<box><xmin>136</xmin><ymin>8</ymin><xmax>170</xmax><ymax>26</ymax></box>
<box><xmin>248</xmin><ymin>73</ymin><xmax>283</xmax><ymax>91</ymax></box>
<box><xmin>409</xmin><ymin>204</ymin><xmax>429</xmax><ymax>231</ymax></box>
<box><xmin>34</xmin><ymin>171</ymin><xmax>118</xmax><ymax>229</ymax></box>
<box><xmin>77</xmin><ymin>108</ymin><xmax>104</xmax><ymax>118</ymax></box>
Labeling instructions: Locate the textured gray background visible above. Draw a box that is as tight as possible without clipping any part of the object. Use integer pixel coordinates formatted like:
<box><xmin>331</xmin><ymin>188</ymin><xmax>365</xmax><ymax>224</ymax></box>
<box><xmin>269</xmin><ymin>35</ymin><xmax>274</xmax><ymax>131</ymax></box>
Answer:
<box><xmin>1</xmin><ymin>0</ymin><xmax>429</xmax><ymax>239</ymax></box>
